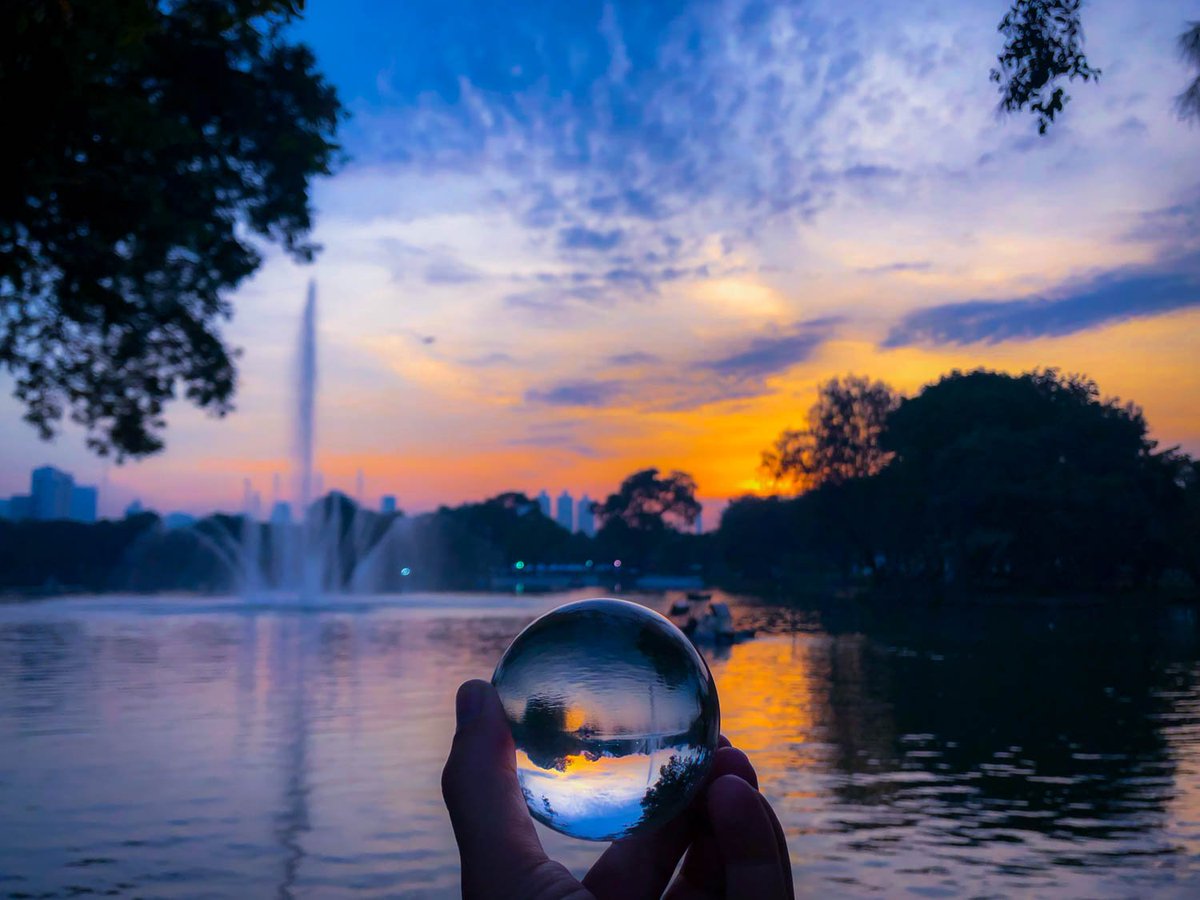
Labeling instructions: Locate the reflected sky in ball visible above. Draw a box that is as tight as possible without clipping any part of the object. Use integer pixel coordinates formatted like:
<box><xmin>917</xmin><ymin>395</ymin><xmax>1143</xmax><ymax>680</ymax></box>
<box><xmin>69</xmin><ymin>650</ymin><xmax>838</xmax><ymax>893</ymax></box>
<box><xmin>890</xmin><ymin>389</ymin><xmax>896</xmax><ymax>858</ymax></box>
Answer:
<box><xmin>493</xmin><ymin>598</ymin><xmax>720</xmax><ymax>840</ymax></box>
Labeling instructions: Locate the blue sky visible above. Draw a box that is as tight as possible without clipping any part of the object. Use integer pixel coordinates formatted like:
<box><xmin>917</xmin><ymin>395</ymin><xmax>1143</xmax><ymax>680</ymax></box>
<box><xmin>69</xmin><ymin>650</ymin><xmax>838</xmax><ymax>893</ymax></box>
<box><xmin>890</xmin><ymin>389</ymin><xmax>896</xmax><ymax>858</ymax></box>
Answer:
<box><xmin>1</xmin><ymin>0</ymin><xmax>1197</xmax><ymax>516</ymax></box>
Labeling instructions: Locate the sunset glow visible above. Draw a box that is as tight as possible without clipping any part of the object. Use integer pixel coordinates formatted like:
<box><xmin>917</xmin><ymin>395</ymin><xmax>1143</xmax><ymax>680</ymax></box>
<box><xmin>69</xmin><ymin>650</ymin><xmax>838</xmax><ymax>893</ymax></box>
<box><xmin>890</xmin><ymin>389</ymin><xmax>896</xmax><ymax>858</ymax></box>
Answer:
<box><xmin>1</xmin><ymin>0</ymin><xmax>1196</xmax><ymax>518</ymax></box>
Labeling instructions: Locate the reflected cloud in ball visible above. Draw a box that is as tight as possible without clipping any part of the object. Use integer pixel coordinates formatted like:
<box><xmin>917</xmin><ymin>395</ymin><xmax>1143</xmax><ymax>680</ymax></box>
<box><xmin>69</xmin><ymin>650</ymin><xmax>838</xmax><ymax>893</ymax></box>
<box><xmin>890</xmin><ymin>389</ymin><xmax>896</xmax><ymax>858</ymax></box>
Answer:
<box><xmin>492</xmin><ymin>598</ymin><xmax>720</xmax><ymax>841</ymax></box>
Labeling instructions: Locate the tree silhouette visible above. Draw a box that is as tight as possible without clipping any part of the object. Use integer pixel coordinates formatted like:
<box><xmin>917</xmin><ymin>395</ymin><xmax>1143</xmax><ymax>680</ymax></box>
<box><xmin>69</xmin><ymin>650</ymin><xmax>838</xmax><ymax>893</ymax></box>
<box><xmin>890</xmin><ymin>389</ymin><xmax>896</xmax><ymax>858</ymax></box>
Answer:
<box><xmin>878</xmin><ymin>368</ymin><xmax>1185</xmax><ymax>591</ymax></box>
<box><xmin>990</xmin><ymin>0</ymin><xmax>1101</xmax><ymax>134</ymax></box>
<box><xmin>515</xmin><ymin>696</ymin><xmax>574</xmax><ymax>772</ymax></box>
<box><xmin>596</xmin><ymin>468</ymin><xmax>701</xmax><ymax>532</ymax></box>
<box><xmin>734</xmin><ymin>368</ymin><xmax>1198</xmax><ymax>595</ymax></box>
<box><xmin>1174</xmin><ymin>459</ymin><xmax>1200</xmax><ymax>585</ymax></box>
<box><xmin>991</xmin><ymin>4</ymin><xmax>1200</xmax><ymax>132</ymax></box>
<box><xmin>0</xmin><ymin>0</ymin><xmax>343</xmax><ymax>459</ymax></box>
<box><xmin>762</xmin><ymin>375</ymin><xmax>899</xmax><ymax>490</ymax></box>
<box><xmin>638</xmin><ymin>753</ymin><xmax>707</xmax><ymax>830</ymax></box>
<box><xmin>1178</xmin><ymin>22</ymin><xmax>1200</xmax><ymax>123</ymax></box>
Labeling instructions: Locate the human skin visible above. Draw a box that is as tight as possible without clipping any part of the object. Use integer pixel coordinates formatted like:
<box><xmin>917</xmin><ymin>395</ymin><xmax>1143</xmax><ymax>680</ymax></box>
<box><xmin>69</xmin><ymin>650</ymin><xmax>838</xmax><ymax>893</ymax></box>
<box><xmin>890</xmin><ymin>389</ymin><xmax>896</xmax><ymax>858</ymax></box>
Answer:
<box><xmin>441</xmin><ymin>679</ymin><xmax>794</xmax><ymax>900</ymax></box>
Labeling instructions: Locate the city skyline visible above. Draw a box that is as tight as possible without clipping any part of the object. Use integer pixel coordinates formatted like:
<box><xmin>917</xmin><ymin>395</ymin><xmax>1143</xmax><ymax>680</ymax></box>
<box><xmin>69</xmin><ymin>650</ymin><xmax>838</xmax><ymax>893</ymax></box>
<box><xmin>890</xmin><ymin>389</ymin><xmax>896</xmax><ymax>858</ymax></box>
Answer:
<box><xmin>0</xmin><ymin>462</ymin><xmax>695</xmax><ymax>532</ymax></box>
<box><xmin>1</xmin><ymin>1</ymin><xmax>1197</xmax><ymax>516</ymax></box>
<box><xmin>1</xmin><ymin>466</ymin><xmax>98</xmax><ymax>524</ymax></box>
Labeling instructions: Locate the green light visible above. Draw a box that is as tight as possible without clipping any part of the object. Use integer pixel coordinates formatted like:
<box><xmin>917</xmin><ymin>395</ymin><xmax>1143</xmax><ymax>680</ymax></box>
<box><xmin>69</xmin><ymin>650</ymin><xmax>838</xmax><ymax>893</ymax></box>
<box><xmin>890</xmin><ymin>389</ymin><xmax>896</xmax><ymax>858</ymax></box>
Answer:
<box><xmin>515</xmin><ymin>560</ymin><xmax>525</xmax><ymax>570</ymax></box>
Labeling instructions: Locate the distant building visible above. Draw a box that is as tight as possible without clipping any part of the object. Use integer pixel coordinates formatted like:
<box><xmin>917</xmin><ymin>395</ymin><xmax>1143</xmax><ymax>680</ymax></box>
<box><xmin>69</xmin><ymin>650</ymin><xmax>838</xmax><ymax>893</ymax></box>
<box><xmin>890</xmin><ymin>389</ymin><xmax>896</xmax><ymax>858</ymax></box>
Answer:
<box><xmin>556</xmin><ymin>491</ymin><xmax>574</xmax><ymax>531</ymax></box>
<box><xmin>381</xmin><ymin>494</ymin><xmax>397</xmax><ymax>514</ymax></box>
<box><xmin>537</xmin><ymin>490</ymin><xmax>551</xmax><ymax>517</ymax></box>
<box><xmin>242</xmin><ymin>479</ymin><xmax>262</xmax><ymax>520</ymax></box>
<box><xmin>577</xmin><ymin>494</ymin><xmax>595</xmax><ymax>536</ymax></box>
<box><xmin>270</xmin><ymin>501</ymin><xmax>293</xmax><ymax>525</ymax></box>
<box><xmin>125</xmin><ymin>499</ymin><xmax>144</xmax><ymax>518</ymax></box>
<box><xmin>19</xmin><ymin>466</ymin><xmax>100</xmax><ymax>522</ymax></box>
<box><xmin>69</xmin><ymin>485</ymin><xmax>98</xmax><ymax>523</ymax></box>
<box><xmin>694</xmin><ymin>509</ymin><xmax>704</xmax><ymax>535</ymax></box>
<box><xmin>31</xmin><ymin>466</ymin><xmax>74</xmax><ymax>520</ymax></box>
<box><xmin>9</xmin><ymin>496</ymin><xmax>31</xmax><ymax>521</ymax></box>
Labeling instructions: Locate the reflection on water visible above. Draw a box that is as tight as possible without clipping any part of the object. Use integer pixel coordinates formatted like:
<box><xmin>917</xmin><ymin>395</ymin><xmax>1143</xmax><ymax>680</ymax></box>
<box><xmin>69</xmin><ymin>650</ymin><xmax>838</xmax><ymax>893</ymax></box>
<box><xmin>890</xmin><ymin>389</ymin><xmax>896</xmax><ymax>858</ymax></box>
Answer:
<box><xmin>1</xmin><ymin>593</ymin><xmax>1199</xmax><ymax>897</ymax></box>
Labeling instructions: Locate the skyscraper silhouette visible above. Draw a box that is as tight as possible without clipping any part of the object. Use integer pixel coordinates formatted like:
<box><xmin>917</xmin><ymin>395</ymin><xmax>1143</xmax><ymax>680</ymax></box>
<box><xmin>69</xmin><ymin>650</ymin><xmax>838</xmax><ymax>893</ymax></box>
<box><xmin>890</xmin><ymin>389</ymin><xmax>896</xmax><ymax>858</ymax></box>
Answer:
<box><xmin>31</xmin><ymin>466</ymin><xmax>73</xmax><ymax>520</ymax></box>
<box><xmin>556</xmin><ymin>491</ymin><xmax>574</xmax><ymax>531</ymax></box>
<box><xmin>577</xmin><ymin>494</ymin><xmax>595</xmax><ymax>536</ymax></box>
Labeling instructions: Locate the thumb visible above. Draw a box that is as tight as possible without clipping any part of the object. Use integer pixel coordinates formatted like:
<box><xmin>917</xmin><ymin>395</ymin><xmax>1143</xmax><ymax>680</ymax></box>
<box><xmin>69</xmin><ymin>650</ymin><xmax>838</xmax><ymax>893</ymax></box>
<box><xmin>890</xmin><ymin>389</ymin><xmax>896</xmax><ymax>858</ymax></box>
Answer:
<box><xmin>441</xmin><ymin>680</ymin><xmax>549</xmax><ymax>896</ymax></box>
<box><xmin>707</xmin><ymin>774</ymin><xmax>790</xmax><ymax>899</ymax></box>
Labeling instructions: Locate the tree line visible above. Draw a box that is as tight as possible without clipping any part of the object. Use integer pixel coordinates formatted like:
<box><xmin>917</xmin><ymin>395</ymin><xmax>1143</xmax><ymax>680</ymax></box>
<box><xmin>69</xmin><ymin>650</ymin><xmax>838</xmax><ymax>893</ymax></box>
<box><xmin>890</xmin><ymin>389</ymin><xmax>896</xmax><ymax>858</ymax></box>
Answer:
<box><xmin>2</xmin><ymin>367</ymin><xmax>1197</xmax><ymax>600</ymax></box>
<box><xmin>0</xmin><ymin>472</ymin><xmax>707</xmax><ymax>595</ymax></box>
<box><xmin>727</xmin><ymin>369</ymin><xmax>1199</xmax><ymax>597</ymax></box>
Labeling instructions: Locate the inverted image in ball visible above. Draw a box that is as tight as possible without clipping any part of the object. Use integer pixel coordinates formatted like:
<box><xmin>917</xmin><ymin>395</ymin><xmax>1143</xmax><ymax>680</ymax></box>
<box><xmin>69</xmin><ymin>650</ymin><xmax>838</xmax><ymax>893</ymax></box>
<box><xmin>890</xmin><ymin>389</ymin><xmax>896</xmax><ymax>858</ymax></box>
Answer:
<box><xmin>492</xmin><ymin>597</ymin><xmax>721</xmax><ymax>841</ymax></box>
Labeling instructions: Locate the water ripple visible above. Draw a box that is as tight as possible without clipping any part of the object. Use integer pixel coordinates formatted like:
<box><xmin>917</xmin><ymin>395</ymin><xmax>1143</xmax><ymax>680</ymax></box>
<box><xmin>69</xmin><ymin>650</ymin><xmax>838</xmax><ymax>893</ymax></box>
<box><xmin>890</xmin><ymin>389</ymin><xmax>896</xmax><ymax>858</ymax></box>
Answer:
<box><xmin>0</xmin><ymin>594</ymin><xmax>1198</xmax><ymax>896</ymax></box>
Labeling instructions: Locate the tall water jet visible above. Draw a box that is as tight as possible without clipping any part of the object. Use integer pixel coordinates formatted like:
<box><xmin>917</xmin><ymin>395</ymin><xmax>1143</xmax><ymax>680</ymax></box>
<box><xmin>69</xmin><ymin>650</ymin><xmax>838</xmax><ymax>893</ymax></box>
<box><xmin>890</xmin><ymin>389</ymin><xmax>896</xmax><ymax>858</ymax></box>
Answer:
<box><xmin>235</xmin><ymin>279</ymin><xmax>401</xmax><ymax>599</ymax></box>
<box><xmin>297</xmin><ymin>280</ymin><xmax>319</xmax><ymax>600</ymax></box>
<box><xmin>297</xmin><ymin>280</ymin><xmax>317</xmax><ymax>515</ymax></box>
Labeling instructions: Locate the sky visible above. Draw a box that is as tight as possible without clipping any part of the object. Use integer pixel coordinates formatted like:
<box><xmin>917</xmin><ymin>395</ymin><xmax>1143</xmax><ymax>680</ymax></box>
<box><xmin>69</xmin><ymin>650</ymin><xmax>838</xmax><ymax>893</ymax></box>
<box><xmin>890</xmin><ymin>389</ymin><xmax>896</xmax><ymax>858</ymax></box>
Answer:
<box><xmin>1</xmin><ymin>0</ymin><xmax>1198</xmax><ymax>519</ymax></box>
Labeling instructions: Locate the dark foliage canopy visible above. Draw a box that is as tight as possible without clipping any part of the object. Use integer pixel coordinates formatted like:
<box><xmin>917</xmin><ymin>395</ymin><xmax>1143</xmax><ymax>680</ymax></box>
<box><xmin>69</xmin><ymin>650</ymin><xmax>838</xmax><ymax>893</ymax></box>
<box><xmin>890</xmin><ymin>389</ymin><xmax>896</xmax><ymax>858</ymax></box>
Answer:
<box><xmin>725</xmin><ymin>369</ymin><xmax>1198</xmax><ymax>596</ymax></box>
<box><xmin>596</xmin><ymin>468</ymin><xmax>701</xmax><ymax>532</ymax></box>
<box><xmin>762</xmin><ymin>375</ymin><xmax>900</xmax><ymax>490</ymax></box>
<box><xmin>0</xmin><ymin>0</ymin><xmax>342</xmax><ymax>459</ymax></box>
<box><xmin>1179</xmin><ymin>22</ymin><xmax>1200</xmax><ymax>123</ymax></box>
<box><xmin>991</xmin><ymin>0</ymin><xmax>1101</xmax><ymax>134</ymax></box>
<box><xmin>878</xmin><ymin>368</ymin><xmax>1185</xmax><ymax>590</ymax></box>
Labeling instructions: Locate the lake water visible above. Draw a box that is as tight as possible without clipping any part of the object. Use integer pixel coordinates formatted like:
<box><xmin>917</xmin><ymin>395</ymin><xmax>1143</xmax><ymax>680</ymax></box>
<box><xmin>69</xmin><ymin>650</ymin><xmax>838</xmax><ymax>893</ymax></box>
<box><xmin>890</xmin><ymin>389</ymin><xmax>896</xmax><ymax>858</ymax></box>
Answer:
<box><xmin>2</xmin><ymin>591</ymin><xmax>1199</xmax><ymax>898</ymax></box>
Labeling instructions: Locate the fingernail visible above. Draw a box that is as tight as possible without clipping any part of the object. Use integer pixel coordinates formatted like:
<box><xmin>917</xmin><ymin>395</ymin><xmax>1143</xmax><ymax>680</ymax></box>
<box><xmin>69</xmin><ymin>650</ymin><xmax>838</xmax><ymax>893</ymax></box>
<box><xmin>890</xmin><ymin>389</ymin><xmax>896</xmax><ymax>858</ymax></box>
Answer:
<box><xmin>456</xmin><ymin>680</ymin><xmax>486</xmax><ymax>728</ymax></box>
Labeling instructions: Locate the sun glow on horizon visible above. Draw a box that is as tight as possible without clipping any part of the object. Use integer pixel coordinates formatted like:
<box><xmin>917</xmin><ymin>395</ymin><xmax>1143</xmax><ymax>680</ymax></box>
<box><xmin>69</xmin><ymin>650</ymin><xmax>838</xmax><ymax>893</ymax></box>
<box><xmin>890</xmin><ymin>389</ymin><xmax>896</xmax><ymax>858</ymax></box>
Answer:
<box><xmin>1</xmin><ymin>0</ymin><xmax>1197</xmax><ymax>519</ymax></box>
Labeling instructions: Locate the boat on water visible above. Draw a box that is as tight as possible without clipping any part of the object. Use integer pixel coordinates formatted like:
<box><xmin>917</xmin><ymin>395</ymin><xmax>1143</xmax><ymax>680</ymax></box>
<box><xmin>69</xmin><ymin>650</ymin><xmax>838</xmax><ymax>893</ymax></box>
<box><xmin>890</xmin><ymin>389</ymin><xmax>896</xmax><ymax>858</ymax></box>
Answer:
<box><xmin>668</xmin><ymin>596</ymin><xmax>755</xmax><ymax>646</ymax></box>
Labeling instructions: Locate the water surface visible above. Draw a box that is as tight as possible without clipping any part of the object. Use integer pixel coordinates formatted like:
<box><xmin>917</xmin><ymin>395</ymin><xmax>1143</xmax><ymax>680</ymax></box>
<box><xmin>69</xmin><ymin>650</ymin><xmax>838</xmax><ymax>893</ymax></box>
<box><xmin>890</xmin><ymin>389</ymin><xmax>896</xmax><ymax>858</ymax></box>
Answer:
<box><xmin>1</xmin><ymin>592</ymin><xmax>1198</xmax><ymax>897</ymax></box>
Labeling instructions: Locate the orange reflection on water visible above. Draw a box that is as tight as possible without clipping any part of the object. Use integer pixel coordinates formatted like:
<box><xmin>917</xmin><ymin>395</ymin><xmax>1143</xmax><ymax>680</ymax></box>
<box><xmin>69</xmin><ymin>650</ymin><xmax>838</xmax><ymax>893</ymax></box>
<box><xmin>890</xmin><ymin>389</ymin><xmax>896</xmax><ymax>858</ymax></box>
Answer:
<box><xmin>704</xmin><ymin>635</ymin><xmax>824</xmax><ymax>796</ymax></box>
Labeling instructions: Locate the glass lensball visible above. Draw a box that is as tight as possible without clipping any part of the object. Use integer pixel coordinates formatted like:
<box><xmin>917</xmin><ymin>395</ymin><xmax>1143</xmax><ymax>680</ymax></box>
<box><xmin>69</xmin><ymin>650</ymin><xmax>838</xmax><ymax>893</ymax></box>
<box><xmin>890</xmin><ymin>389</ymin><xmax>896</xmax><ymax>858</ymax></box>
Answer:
<box><xmin>492</xmin><ymin>597</ymin><xmax>720</xmax><ymax>841</ymax></box>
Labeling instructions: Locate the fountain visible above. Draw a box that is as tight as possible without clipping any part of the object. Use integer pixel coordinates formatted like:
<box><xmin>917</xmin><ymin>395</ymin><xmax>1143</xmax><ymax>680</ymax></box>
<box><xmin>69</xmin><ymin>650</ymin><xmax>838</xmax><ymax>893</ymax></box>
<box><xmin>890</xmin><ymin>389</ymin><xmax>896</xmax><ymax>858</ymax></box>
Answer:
<box><xmin>111</xmin><ymin>281</ymin><xmax>414</xmax><ymax>598</ymax></box>
<box><xmin>297</xmin><ymin>281</ymin><xmax>317</xmax><ymax>521</ymax></box>
<box><xmin>233</xmin><ymin>280</ymin><xmax>413</xmax><ymax>601</ymax></box>
<box><xmin>296</xmin><ymin>279</ymin><xmax>319</xmax><ymax>601</ymax></box>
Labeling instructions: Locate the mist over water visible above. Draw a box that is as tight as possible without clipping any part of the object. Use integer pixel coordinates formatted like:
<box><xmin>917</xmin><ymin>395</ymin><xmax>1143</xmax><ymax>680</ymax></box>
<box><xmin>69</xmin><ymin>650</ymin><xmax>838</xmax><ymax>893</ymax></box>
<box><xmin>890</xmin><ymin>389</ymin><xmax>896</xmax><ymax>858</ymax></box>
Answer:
<box><xmin>1</xmin><ymin>592</ymin><xmax>1199</xmax><ymax>897</ymax></box>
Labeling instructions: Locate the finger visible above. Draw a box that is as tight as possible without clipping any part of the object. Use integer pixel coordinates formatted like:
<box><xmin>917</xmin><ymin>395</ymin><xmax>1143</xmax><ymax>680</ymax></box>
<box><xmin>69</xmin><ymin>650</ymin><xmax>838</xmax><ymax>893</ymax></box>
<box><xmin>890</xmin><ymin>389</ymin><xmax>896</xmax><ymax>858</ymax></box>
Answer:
<box><xmin>707</xmin><ymin>775</ymin><xmax>789</xmax><ymax>899</ymax></box>
<box><xmin>665</xmin><ymin>834</ymin><xmax>723</xmax><ymax>900</ymax></box>
<box><xmin>665</xmin><ymin>748</ymin><xmax>758</xmax><ymax>899</ymax></box>
<box><xmin>711</xmin><ymin>746</ymin><xmax>757</xmax><ymax>790</ymax></box>
<box><xmin>441</xmin><ymin>680</ymin><xmax>548</xmax><ymax>896</ymax></box>
<box><xmin>758</xmin><ymin>792</ymin><xmax>795</xmax><ymax>900</ymax></box>
<box><xmin>584</xmin><ymin>813</ymin><xmax>694</xmax><ymax>900</ymax></box>
<box><xmin>586</xmin><ymin>742</ymin><xmax>746</xmax><ymax>900</ymax></box>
